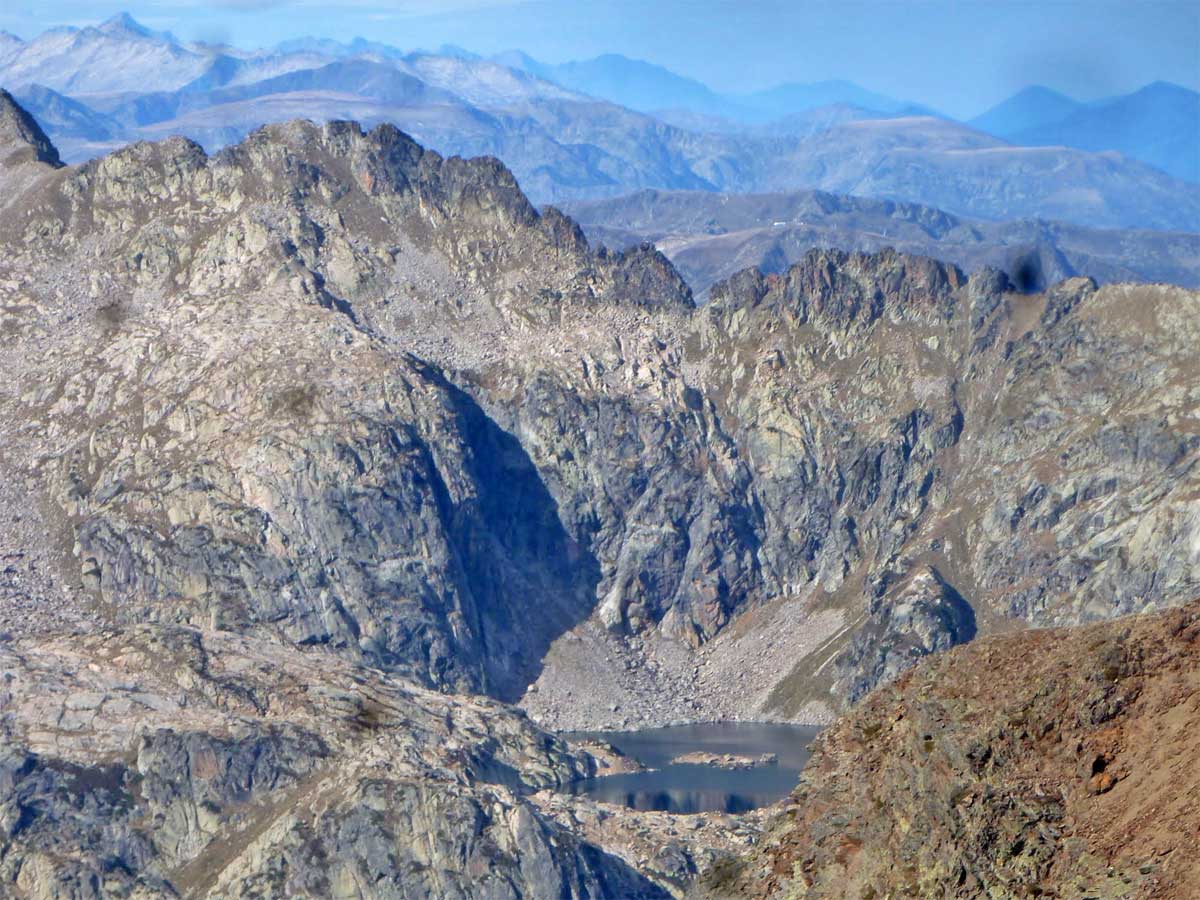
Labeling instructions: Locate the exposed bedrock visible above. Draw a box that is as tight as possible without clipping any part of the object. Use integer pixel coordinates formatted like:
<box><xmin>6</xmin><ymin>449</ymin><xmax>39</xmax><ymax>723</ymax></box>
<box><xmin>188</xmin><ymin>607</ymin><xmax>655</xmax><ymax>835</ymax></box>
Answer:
<box><xmin>0</xmin><ymin>95</ymin><xmax>1197</xmax><ymax>726</ymax></box>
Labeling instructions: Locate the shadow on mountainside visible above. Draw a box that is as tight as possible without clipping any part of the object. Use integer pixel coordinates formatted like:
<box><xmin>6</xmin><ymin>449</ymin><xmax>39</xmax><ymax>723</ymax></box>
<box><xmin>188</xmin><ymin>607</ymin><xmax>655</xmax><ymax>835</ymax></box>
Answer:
<box><xmin>422</xmin><ymin>363</ymin><xmax>603</xmax><ymax>702</ymax></box>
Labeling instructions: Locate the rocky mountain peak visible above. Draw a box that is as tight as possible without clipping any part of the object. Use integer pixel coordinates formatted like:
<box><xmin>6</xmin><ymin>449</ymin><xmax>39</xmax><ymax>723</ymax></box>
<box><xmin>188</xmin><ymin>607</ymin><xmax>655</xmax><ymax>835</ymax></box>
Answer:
<box><xmin>709</xmin><ymin>246</ymin><xmax>964</xmax><ymax>328</ymax></box>
<box><xmin>602</xmin><ymin>241</ymin><xmax>696</xmax><ymax>310</ymax></box>
<box><xmin>52</xmin><ymin>113</ymin><xmax>693</xmax><ymax>316</ymax></box>
<box><xmin>96</xmin><ymin>12</ymin><xmax>158</xmax><ymax>40</ymax></box>
<box><xmin>0</xmin><ymin>89</ymin><xmax>62</xmax><ymax>168</ymax></box>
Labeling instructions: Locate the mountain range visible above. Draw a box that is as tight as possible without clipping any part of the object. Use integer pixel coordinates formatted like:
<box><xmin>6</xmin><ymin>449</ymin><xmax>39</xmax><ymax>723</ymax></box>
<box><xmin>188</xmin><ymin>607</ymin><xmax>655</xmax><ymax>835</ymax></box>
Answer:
<box><xmin>495</xmin><ymin>51</ymin><xmax>929</xmax><ymax>122</ymax></box>
<box><xmin>1</xmin><ymin>13</ymin><xmax>1198</xmax><ymax>233</ymax></box>
<box><xmin>1</xmin><ymin>60</ymin><xmax>1199</xmax><ymax>898</ymax></box>
<box><xmin>971</xmin><ymin>80</ymin><xmax>1200</xmax><ymax>183</ymax></box>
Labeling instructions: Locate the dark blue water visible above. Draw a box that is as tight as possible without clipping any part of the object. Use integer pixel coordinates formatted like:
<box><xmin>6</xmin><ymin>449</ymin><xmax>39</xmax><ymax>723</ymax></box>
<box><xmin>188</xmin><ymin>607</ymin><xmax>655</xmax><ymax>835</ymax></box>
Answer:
<box><xmin>562</xmin><ymin>722</ymin><xmax>820</xmax><ymax>814</ymax></box>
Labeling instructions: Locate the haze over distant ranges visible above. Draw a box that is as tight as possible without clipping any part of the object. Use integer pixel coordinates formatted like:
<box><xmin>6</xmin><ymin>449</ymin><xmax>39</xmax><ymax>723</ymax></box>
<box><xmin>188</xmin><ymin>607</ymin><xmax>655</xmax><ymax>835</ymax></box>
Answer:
<box><xmin>0</xmin><ymin>15</ymin><xmax>1195</xmax><ymax>196</ymax></box>
<box><xmin>3</xmin><ymin>0</ymin><xmax>1198</xmax><ymax>118</ymax></box>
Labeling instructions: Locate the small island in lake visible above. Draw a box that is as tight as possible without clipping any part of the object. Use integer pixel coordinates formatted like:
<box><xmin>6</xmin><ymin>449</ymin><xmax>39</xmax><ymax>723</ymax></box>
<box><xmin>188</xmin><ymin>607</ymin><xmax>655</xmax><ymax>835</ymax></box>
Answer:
<box><xmin>669</xmin><ymin>751</ymin><xmax>779</xmax><ymax>770</ymax></box>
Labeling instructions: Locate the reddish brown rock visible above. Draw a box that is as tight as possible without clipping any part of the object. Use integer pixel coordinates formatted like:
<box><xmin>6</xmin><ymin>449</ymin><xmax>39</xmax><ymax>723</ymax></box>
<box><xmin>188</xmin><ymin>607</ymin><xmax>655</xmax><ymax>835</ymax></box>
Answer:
<box><xmin>698</xmin><ymin>601</ymin><xmax>1200</xmax><ymax>899</ymax></box>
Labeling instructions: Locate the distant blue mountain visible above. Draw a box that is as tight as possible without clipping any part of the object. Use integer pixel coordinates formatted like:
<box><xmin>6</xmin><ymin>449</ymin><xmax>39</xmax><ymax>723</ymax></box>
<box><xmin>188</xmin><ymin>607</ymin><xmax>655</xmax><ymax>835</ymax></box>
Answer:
<box><xmin>494</xmin><ymin>52</ymin><xmax>926</xmax><ymax>124</ymax></box>
<box><xmin>734</xmin><ymin>79</ymin><xmax>925</xmax><ymax>119</ymax></box>
<box><xmin>96</xmin><ymin>11</ymin><xmax>178</xmax><ymax>44</ymax></box>
<box><xmin>273</xmin><ymin>36</ymin><xmax>350</xmax><ymax>57</ymax></box>
<box><xmin>11</xmin><ymin>83</ymin><xmax>120</xmax><ymax>141</ymax></box>
<box><xmin>496</xmin><ymin>51</ymin><xmax>737</xmax><ymax>117</ymax></box>
<box><xmin>7</xmin><ymin>17</ymin><xmax>1196</xmax><ymax>230</ymax></box>
<box><xmin>275</xmin><ymin>35</ymin><xmax>409</xmax><ymax>60</ymax></box>
<box><xmin>490</xmin><ymin>50</ymin><xmax>545</xmax><ymax>76</ymax></box>
<box><xmin>972</xmin><ymin>82</ymin><xmax>1200</xmax><ymax>182</ymax></box>
<box><xmin>969</xmin><ymin>85</ymin><xmax>1083</xmax><ymax>136</ymax></box>
<box><xmin>116</xmin><ymin>59</ymin><xmax>462</xmax><ymax>129</ymax></box>
<box><xmin>430</xmin><ymin>44</ymin><xmax>481</xmax><ymax>61</ymax></box>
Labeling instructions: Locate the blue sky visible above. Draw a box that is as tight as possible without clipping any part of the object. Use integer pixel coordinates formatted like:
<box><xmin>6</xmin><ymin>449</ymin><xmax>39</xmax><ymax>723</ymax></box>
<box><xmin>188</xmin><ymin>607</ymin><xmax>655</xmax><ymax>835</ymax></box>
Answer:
<box><xmin>2</xmin><ymin>0</ymin><xmax>1197</xmax><ymax>117</ymax></box>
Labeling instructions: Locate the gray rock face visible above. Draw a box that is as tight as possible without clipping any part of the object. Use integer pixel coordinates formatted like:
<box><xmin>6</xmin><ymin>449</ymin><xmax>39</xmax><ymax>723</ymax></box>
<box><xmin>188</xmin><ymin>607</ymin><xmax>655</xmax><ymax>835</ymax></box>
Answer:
<box><xmin>483</xmin><ymin>365</ymin><xmax>758</xmax><ymax>644</ymax></box>
<box><xmin>0</xmin><ymin>117</ymin><xmax>689</xmax><ymax>704</ymax></box>
<box><xmin>0</xmin><ymin>626</ymin><xmax>666</xmax><ymax>899</ymax></box>
<box><xmin>0</xmin><ymin>89</ymin><xmax>62</xmax><ymax>168</ymax></box>
<box><xmin>831</xmin><ymin>566</ymin><xmax>976</xmax><ymax>703</ymax></box>
<box><xmin>0</xmin><ymin>100</ymin><xmax>1197</xmax><ymax>734</ymax></box>
<box><xmin>65</xmin><ymin>352</ymin><xmax>597</xmax><ymax>701</ymax></box>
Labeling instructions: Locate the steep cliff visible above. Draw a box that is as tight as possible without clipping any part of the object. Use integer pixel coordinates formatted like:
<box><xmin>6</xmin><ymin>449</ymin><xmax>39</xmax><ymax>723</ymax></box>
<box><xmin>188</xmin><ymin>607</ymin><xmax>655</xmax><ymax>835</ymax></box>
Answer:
<box><xmin>0</xmin><ymin>90</ymin><xmax>61</xmax><ymax>168</ymax></box>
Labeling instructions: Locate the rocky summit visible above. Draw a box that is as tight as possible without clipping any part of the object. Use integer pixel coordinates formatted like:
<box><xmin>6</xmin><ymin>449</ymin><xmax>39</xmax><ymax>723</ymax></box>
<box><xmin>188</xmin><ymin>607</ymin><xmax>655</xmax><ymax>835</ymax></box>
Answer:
<box><xmin>0</xmin><ymin>90</ymin><xmax>61</xmax><ymax>168</ymax></box>
<box><xmin>0</xmin><ymin>88</ymin><xmax>1197</xmax><ymax>897</ymax></box>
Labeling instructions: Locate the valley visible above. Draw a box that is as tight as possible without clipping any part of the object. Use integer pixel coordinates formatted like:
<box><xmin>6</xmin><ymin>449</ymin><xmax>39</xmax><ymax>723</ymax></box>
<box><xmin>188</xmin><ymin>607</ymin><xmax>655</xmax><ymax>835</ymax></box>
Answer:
<box><xmin>0</xmin><ymin>12</ymin><xmax>1197</xmax><ymax>890</ymax></box>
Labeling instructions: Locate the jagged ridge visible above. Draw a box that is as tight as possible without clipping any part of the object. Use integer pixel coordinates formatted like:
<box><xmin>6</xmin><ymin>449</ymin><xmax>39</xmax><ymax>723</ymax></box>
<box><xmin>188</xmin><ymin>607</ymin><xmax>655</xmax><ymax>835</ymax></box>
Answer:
<box><xmin>0</xmin><ymin>96</ymin><xmax>1197</xmax><ymax>730</ymax></box>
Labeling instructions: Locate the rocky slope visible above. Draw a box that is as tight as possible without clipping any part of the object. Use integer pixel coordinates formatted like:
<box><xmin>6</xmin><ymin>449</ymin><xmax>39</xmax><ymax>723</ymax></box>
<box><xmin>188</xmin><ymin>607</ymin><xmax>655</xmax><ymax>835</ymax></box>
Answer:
<box><xmin>698</xmin><ymin>600</ymin><xmax>1200</xmax><ymax>899</ymax></box>
<box><xmin>0</xmin><ymin>92</ymin><xmax>699</xmax><ymax>703</ymax></box>
<box><xmin>1</xmin><ymin>88</ymin><xmax>1198</xmax><ymax>733</ymax></box>
<box><xmin>0</xmin><ymin>622</ymin><xmax>678</xmax><ymax>898</ymax></box>
<box><xmin>0</xmin><ymin>88</ymin><xmax>59</xmax><ymax>167</ymax></box>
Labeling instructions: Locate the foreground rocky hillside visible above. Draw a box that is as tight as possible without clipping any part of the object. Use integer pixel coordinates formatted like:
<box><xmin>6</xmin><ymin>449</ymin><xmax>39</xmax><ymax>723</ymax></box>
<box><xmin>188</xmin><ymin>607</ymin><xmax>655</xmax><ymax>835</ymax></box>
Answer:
<box><xmin>0</xmin><ymin>624</ymin><xmax>668</xmax><ymax>898</ymax></box>
<box><xmin>699</xmin><ymin>600</ymin><xmax>1200</xmax><ymax>899</ymax></box>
